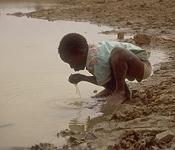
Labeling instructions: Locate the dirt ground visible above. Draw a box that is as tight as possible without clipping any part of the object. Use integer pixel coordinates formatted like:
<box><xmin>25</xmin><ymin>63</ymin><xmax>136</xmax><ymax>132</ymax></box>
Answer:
<box><xmin>13</xmin><ymin>0</ymin><xmax>175</xmax><ymax>149</ymax></box>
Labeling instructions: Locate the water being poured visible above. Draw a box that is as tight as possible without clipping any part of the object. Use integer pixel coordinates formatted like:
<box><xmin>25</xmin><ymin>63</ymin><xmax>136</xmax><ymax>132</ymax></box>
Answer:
<box><xmin>74</xmin><ymin>84</ymin><xmax>81</xmax><ymax>98</ymax></box>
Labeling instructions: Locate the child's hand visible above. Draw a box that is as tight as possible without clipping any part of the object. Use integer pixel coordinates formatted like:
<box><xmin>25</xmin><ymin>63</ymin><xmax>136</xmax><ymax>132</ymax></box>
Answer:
<box><xmin>69</xmin><ymin>74</ymin><xmax>84</xmax><ymax>84</ymax></box>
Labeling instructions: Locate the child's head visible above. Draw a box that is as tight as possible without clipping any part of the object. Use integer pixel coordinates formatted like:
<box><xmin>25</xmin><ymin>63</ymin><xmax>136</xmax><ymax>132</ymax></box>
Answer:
<box><xmin>58</xmin><ymin>33</ymin><xmax>88</xmax><ymax>71</ymax></box>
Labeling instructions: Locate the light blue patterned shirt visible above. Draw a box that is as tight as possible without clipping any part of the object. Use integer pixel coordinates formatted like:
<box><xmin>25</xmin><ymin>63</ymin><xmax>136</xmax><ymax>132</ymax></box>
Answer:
<box><xmin>86</xmin><ymin>41</ymin><xmax>150</xmax><ymax>85</ymax></box>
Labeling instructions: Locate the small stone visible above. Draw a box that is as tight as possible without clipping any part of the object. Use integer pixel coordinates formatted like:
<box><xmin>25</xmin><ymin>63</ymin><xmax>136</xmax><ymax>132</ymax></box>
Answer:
<box><xmin>156</xmin><ymin>130</ymin><xmax>174</xmax><ymax>143</ymax></box>
<box><xmin>60</xmin><ymin>129</ymin><xmax>75</xmax><ymax>137</ymax></box>
<box><xmin>87</xmin><ymin>142</ymin><xmax>92</xmax><ymax>148</ymax></box>
<box><xmin>140</xmin><ymin>4</ymin><xmax>145</xmax><ymax>7</ymax></box>
<box><xmin>31</xmin><ymin>146</ymin><xmax>36</xmax><ymax>150</ymax></box>
<box><xmin>117</xmin><ymin>32</ymin><xmax>125</xmax><ymax>40</ymax></box>
<box><xmin>133</xmin><ymin>34</ymin><xmax>151</xmax><ymax>45</ymax></box>
<box><xmin>94</xmin><ymin>127</ymin><xmax>104</xmax><ymax>132</ymax></box>
<box><xmin>85</xmin><ymin>132</ymin><xmax>97</xmax><ymax>140</ymax></box>
<box><xmin>62</xmin><ymin>144</ymin><xmax>69</xmax><ymax>149</ymax></box>
<box><xmin>126</xmin><ymin>21</ymin><xmax>132</xmax><ymax>25</ymax></box>
<box><xmin>146</xmin><ymin>89</ymin><xmax>153</xmax><ymax>99</ymax></box>
<box><xmin>93</xmin><ymin>90</ymin><xmax>98</xmax><ymax>93</ymax></box>
<box><xmin>68</xmin><ymin>136</ymin><xmax>81</xmax><ymax>146</ymax></box>
<box><xmin>57</xmin><ymin>133</ymin><xmax>60</xmax><ymax>138</ymax></box>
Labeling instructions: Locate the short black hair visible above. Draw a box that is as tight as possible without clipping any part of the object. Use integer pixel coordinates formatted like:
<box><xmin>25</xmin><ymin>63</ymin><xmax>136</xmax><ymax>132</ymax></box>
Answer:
<box><xmin>58</xmin><ymin>33</ymin><xmax>88</xmax><ymax>57</ymax></box>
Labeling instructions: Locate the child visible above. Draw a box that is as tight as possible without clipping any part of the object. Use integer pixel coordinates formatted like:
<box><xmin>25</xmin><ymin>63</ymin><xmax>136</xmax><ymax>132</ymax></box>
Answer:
<box><xmin>58</xmin><ymin>33</ymin><xmax>152</xmax><ymax>102</ymax></box>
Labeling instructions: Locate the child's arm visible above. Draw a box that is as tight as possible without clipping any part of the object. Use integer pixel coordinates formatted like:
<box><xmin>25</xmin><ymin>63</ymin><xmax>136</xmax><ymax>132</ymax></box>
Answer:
<box><xmin>69</xmin><ymin>74</ymin><xmax>98</xmax><ymax>85</ymax></box>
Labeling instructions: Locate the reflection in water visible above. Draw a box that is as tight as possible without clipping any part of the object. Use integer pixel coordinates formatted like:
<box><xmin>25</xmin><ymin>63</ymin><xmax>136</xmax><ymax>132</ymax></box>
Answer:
<box><xmin>0</xmin><ymin>3</ymin><xmax>110</xmax><ymax>149</ymax></box>
<box><xmin>0</xmin><ymin>123</ymin><xmax>14</xmax><ymax>128</ymax></box>
<box><xmin>68</xmin><ymin>95</ymin><xmax>87</xmax><ymax>133</ymax></box>
<box><xmin>69</xmin><ymin>111</ymin><xmax>91</xmax><ymax>133</ymax></box>
<box><xmin>69</xmin><ymin>119</ymin><xmax>86</xmax><ymax>132</ymax></box>
<box><xmin>68</xmin><ymin>88</ymin><xmax>90</xmax><ymax>133</ymax></box>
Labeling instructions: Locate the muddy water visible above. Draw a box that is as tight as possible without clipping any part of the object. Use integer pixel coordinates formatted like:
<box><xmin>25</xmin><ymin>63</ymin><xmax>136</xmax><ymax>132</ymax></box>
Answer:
<box><xmin>0</xmin><ymin>1</ymin><xmax>168</xmax><ymax>149</ymax></box>
<box><xmin>0</xmin><ymin>2</ymin><xmax>114</xmax><ymax>149</ymax></box>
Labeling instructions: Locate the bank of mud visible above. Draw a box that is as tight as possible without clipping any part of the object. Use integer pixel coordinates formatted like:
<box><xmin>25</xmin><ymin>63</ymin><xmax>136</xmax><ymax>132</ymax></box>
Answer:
<box><xmin>10</xmin><ymin>0</ymin><xmax>175</xmax><ymax>149</ymax></box>
<box><xmin>13</xmin><ymin>0</ymin><xmax>175</xmax><ymax>32</ymax></box>
<box><xmin>31</xmin><ymin>37</ymin><xmax>174</xmax><ymax>150</ymax></box>
<box><xmin>31</xmin><ymin>41</ymin><xmax>175</xmax><ymax>149</ymax></box>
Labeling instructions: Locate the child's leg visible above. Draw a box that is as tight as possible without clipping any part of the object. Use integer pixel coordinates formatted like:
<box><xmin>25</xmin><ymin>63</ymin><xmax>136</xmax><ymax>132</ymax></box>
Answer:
<box><xmin>110</xmin><ymin>47</ymin><xmax>144</xmax><ymax>100</ymax></box>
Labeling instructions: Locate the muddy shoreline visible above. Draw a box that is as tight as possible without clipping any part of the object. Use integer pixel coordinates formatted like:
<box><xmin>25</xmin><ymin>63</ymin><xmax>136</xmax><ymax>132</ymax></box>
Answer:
<box><xmin>13</xmin><ymin>0</ymin><xmax>175</xmax><ymax>33</ymax></box>
<box><xmin>10</xmin><ymin>0</ymin><xmax>175</xmax><ymax>149</ymax></box>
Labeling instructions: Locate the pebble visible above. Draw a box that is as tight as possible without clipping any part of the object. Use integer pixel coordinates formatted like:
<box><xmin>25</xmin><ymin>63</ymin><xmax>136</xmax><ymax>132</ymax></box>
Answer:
<box><xmin>85</xmin><ymin>132</ymin><xmax>97</xmax><ymax>140</ymax></box>
<box><xmin>126</xmin><ymin>21</ymin><xmax>132</xmax><ymax>25</ymax></box>
<box><xmin>133</xmin><ymin>33</ymin><xmax>151</xmax><ymax>45</ymax></box>
<box><xmin>31</xmin><ymin>143</ymin><xmax>57</xmax><ymax>150</ymax></box>
<box><xmin>117</xmin><ymin>32</ymin><xmax>125</xmax><ymax>40</ymax></box>
<box><xmin>156</xmin><ymin>130</ymin><xmax>175</xmax><ymax>143</ymax></box>
<box><xmin>59</xmin><ymin>129</ymin><xmax>75</xmax><ymax>137</ymax></box>
<box><xmin>93</xmin><ymin>90</ymin><xmax>98</xmax><ymax>93</ymax></box>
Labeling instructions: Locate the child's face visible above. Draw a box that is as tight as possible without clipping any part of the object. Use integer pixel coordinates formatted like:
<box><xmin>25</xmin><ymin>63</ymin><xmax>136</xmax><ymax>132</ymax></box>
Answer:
<box><xmin>60</xmin><ymin>52</ymin><xmax>86</xmax><ymax>71</ymax></box>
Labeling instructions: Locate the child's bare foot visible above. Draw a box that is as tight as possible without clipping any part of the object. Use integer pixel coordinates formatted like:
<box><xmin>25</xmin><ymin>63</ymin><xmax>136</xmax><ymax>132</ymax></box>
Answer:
<box><xmin>102</xmin><ymin>92</ymin><xmax>126</xmax><ymax>114</ymax></box>
<box><xmin>102</xmin><ymin>93</ymin><xmax>126</xmax><ymax>114</ymax></box>
<box><xmin>111</xmin><ymin>91</ymin><xmax>127</xmax><ymax>102</ymax></box>
<box><xmin>92</xmin><ymin>88</ymin><xmax>112</xmax><ymax>98</ymax></box>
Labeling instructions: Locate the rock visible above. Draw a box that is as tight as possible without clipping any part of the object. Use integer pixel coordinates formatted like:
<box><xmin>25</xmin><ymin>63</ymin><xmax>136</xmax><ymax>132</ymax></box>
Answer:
<box><xmin>87</xmin><ymin>142</ymin><xmax>92</xmax><ymax>148</ymax></box>
<box><xmin>68</xmin><ymin>136</ymin><xmax>85</xmax><ymax>146</ymax></box>
<box><xmin>156</xmin><ymin>130</ymin><xmax>174</xmax><ymax>143</ymax></box>
<box><xmin>68</xmin><ymin>136</ymin><xmax>79</xmax><ymax>145</ymax></box>
<box><xmin>85</xmin><ymin>132</ymin><xmax>97</xmax><ymax>140</ymax></box>
<box><xmin>93</xmin><ymin>90</ymin><xmax>98</xmax><ymax>93</ymax></box>
<box><xmin>57</xmin><ymin>133</ymin><xmax>60</xmax><ymax>138</ymax></box>
<box><xmin>94</xmin><ymin>127</ymin><xmax>104</xmax><ymax>132</ymax></box>
<box><xmin>133</xmin><ymin>34</ymin><xmax>151</xmax><ymax>45</ymax></box>
<box><xmin>146</xmin><ymin>89</ymin><xmax>153</xmax><ymax>99</ymax></box>
<box><xmin>60</xmin><ymin>129</ymin><xmax>75</xmax><ymax>137</ymax></box>
<box><xmin>117</xmin><ymin>32</ymin><xmax>125</xmax><ymax>40</ymax></box>
<box><xmin>62</xmin><ymin>144</ymin><xmax>70</xmax><ymax>150</ymax></box>
<box><xmin>126</xmin><ymin>21</ymin><xmax>132</xmax><ymax>25</ymax></box>
<box><xmin>31</xmin><ymin>143</ymin><xmax>57</xmax><ymax>150</ymax></box>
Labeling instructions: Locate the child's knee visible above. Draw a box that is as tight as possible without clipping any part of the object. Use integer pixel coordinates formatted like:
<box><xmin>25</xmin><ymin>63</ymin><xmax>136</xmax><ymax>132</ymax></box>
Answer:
<box><xmin>110</xmin><ymin>48</ymin><xmax>127</xmax><ymax>64</ymax></box>
<box><xmin>111</xmin><ymin>48</ymin><xmax>125</xmax><ymax>57</ymax></box>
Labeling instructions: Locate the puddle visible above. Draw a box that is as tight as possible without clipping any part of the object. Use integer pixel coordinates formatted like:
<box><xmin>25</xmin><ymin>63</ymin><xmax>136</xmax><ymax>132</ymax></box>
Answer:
<box><xmin>149</xmin><ymin>50</ymin><xmax>168</xmax><ymax>72</ymax></box>
<box><xmin>0</xmin><ymin>1</ymin><xmax>168</xmax><ymax>149</ymax></box>
<box><xmin>0</xmin><ymin>2</ymin><xmax>112</xmax><ymax>149</ymax></box>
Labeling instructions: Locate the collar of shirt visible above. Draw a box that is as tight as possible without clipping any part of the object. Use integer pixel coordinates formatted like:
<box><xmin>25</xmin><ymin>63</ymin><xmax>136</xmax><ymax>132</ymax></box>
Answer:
<box><xmin>86</xmin><ymin>44</ymin><xmax>98</xmax><ymax>73</ymax></box>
